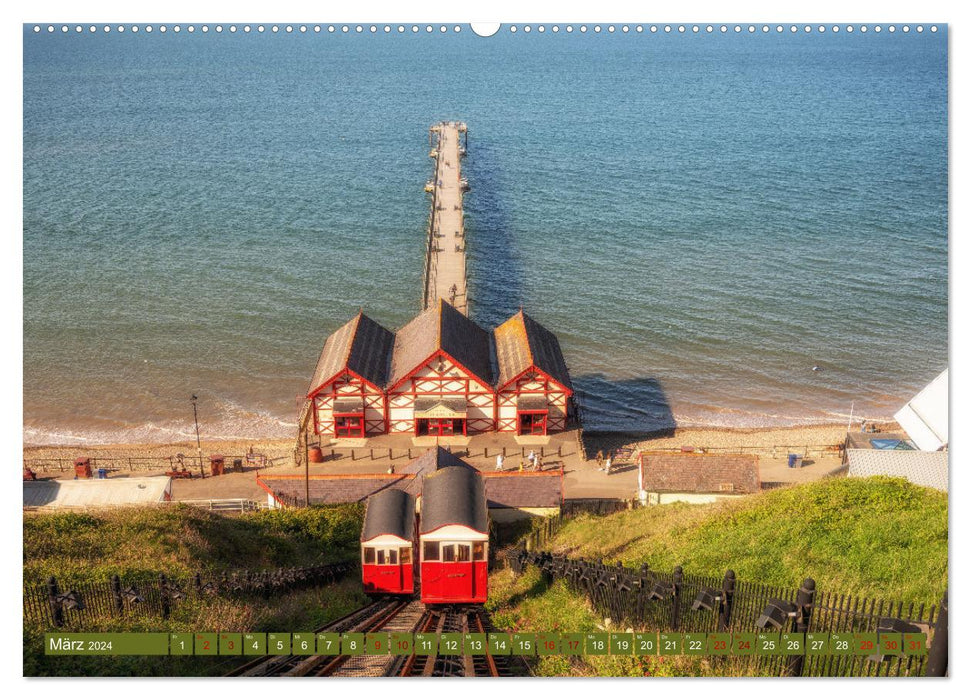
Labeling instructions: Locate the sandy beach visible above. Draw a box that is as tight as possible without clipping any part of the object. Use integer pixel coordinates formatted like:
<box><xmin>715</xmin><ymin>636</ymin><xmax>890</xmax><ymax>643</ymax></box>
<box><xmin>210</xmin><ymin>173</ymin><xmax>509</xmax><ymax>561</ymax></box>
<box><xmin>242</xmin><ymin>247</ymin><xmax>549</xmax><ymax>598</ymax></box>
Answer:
<box><xmin>23</xmin><ymin>421</ymin><xmax>889</xmax><ymax>467</ymax></box>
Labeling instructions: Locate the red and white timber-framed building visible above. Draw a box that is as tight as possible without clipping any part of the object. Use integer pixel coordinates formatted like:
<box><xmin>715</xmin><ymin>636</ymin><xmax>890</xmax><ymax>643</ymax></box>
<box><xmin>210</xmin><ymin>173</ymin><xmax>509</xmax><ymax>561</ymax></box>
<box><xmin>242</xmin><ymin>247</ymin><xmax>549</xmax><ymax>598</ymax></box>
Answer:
<box><xmin>493</xmin><ymin>310</ymin><xmax>573</xmax><ymax>435</ymax></box>
<box><xmin>306</xmin><ymin>312</ymin><xmax>394</xmax><ymax>439</ymax></box>
<box><xmin>386</xmin><ymin>299</ymin><xmax>496</xmax><ymax>437</ymax></box>
<box><xmin>304</xmin><ymin>301</ymin><xmax>575</xmax><ymax>440</ymax></box>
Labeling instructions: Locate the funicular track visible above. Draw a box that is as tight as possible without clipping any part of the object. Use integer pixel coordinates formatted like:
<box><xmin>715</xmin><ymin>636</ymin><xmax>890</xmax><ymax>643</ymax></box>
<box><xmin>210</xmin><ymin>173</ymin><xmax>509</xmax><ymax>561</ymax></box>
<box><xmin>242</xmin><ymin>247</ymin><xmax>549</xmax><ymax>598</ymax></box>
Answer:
<box><xmin>227</xmin><ymin>599</ymin><xmax>522</xmax><ymax>677</ymax></box>
<box><xmin>224</xmin><ymin>597</ymin><xmax>406</xmax><ymax>677</ymax></box>
<box><xmin>398</xmin><ymin>606</ymin><xmax>519</xmax><ymax>677</ymax></box>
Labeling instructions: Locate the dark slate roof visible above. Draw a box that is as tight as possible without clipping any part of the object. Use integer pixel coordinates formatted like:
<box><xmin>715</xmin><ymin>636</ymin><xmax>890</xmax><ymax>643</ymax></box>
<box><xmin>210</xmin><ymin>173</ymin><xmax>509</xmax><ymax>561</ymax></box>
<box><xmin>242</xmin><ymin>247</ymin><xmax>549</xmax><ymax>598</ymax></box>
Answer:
<box><xmin>361</xmin><ymin>488</ymin><xmax>416</xmax><ymax>542</ymax></box>
<box><xmin>482</xmin><ymin>472</ymin><xmax>562</xmax><ymax>508</ymax></box>
<box><xmin>493</xmin><ymin>310</ymin><xmax>572</xmax><ymax>391</ymax></box>
<box><xmin>388</xmin><ymin>299</ymin><xmax>493</xmax><ymax>389</ymax></box>
<box><xmin>308</xmin><ymin>312</ymin><xmax>394</xmax><ymax>395</ymax></box>
<box><xmin>259</xmin><ymin>475</ymin><xmax>414</xmax><ymax>505</ymax></box>
<box><xmin>639</xmin><ymin>453</ymin><xmax>761</xmax><ymax>495</ymax></box>
<box><xmin>420</xmin><ymin>466</ymin><xmax>488</xmax><ymax>534</ymax></box>
<box><xmin>400</xmin><ymin>447</ymin><xmax>472</xmax><ymax>479</ymax></box>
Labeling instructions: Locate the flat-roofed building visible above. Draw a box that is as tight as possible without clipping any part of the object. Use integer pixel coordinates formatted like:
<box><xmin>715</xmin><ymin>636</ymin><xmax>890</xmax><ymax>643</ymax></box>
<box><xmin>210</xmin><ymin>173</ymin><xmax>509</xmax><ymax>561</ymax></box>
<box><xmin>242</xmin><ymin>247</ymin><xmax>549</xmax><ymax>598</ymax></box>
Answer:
<box><xmin>637</xmin><ymin>452</ymin><xmax>761</xmax><ymax>505</ymax></box>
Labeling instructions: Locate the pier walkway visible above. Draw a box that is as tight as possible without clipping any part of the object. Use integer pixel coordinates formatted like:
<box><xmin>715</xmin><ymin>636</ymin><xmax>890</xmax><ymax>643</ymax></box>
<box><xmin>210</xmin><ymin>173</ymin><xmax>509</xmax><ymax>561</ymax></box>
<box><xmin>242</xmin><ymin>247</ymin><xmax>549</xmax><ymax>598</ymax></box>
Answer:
<box><xmin>422</xmin><ymin>121</ymin><xmax>469</xmax><ymax>315</ymax></box>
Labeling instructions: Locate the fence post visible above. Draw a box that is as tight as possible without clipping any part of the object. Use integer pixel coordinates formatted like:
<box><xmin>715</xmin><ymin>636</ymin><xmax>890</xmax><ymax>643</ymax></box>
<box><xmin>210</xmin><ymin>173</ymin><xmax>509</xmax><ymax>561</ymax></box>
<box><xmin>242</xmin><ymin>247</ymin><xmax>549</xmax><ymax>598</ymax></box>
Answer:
<box><xmin>671</xmin><ymin>566</ymin><xmax>683</xmax><ymax>630</ymax></box>
<box><xmin>111</xmin><ymin>574</ymin><xmax>124</xmax><ymax>615</ymax></box>
<box><xmin>159</xmin><ymin>573</ymin><xmax>171</xmax><ymax>619</ymax></box>
<box><xmin>785</xmin><ymin>578</ymin><xmax>816</xmax><ymax>677</ymax></box>
<box><xmin>718</xmin><ymin>570</ymin><xmax>735</xmax><ymax>632</ymax></box>
<box><xmin>47</xmin><ymin>576</ymin><xmax>64</xmax><ymax>628</ymax></box>
<box><xmin>193</xmin><ymin>572</ymin><xmax>202</xmax><ymax>595</ymax></box>
<box><xmin>926</xmin><ymin>590</ymin><xmax>948</xmax><ymax>677</ymax></box>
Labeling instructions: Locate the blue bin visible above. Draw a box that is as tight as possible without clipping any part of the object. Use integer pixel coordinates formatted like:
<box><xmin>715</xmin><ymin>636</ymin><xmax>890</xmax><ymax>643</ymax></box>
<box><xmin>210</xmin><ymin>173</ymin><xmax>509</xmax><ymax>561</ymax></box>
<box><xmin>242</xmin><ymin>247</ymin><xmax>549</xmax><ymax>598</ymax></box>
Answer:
<box><xmin>97</xmin><ymin>468</ymin><xmax>108</xmax><ymax>479</ymax></box>
<box><xmin>787</xmin><ymin>454</ymin><xmax>801</xmax><ymax>468</ymax></box>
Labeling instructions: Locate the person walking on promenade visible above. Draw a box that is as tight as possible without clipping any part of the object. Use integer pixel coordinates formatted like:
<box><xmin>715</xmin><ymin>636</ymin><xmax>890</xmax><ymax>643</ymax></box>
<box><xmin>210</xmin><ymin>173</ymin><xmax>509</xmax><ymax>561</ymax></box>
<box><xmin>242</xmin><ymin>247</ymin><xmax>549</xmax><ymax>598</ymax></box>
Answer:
<box><xmin>604</xmin><ymin>454</ymin><xmax>613</xmax><ymax>475</ymax></box>
<box><xmin>527</xmin><ymin>450</ymin><xmax>537</xmax><ymax>470</ymax></box>
<box><xmin>496</xmin><ymin>453</ymin><xmax>504</xmax><ymax>471</ymax></box>
<box><xmin>595</xmin><ymin>450</ymin><xmax>604</xmax><ymax>470</ymax></box>
<box><xmin>518</xmin><ymin>460</ymin><xmax>526</xmax><ymax>473</ymax></box>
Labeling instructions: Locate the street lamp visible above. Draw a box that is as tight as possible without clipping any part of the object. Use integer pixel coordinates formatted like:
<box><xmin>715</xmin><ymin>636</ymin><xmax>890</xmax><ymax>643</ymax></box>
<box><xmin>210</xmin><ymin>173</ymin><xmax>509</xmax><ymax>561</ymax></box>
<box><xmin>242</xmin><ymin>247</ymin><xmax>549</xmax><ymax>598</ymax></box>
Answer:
<box><xmin>191</xmin><ymin>394</ymin><xmax>204</xmax><ymax>477</ymax></box>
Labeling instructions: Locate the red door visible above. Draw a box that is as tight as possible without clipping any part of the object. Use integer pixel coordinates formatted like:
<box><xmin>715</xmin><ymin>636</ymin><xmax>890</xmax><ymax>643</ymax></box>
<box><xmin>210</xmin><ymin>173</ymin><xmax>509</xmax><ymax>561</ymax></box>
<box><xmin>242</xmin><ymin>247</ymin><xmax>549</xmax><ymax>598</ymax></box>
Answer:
<box><xmin>335</xmin><ymin>415</ymin><xmax>365</xmax><ymax>438</ymax></box>
<box><xmin>441</xmin><ymin>542</ymin><xmax>474</xmax><ymax>600</ymax></box>
<box><xmin>519</xmin><ymin>411</ymin><xmax>548</xmax><ymax>436</ymax></box>
<box><xmin>417</xmin><ymin>418</ymin><xmax>466</xmax><ymax>436</ymax></box>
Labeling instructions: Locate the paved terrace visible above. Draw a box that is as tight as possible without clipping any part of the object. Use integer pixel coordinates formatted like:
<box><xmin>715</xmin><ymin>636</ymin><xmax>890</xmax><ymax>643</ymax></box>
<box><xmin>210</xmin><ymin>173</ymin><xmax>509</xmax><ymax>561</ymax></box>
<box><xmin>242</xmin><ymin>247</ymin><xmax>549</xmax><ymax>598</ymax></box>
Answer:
<box><xmin>165</xmin><ymin>432</ymin><xmax>842</xmax><ymax>502</ymax></box>
<box><xmin>423</xmin><ymin>121</ymin><xmax>468</xmax><ymax>314</ymax></box>
<box><xmin>26</xmin><ymin>432</ymin><xmax>844</xmax><ymax>504</ymax></box>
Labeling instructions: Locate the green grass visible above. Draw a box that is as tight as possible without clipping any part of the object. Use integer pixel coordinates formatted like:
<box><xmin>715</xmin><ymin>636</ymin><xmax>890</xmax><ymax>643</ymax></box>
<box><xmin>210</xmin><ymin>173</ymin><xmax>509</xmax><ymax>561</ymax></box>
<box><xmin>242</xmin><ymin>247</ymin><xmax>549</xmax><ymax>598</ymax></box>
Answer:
<box><xmin>542</xmin><ymin>477</ymin><xmax>947</xmax><ymax>604</ymax></box>
<box><xmin>24</xmin><ymin>503</ymin><xmax>365</xmax><ymax>582</ymax></box>
<box><xmin>487</xmin><ymin>567</ymin><xmax>761</xmax><ymax>677</ymax></box>
<box><xmin>24</xmin><ymin>577</ymin><xmax>370</xmax><ymax>677</ymax></box>
<box><xmin>23</xmin><ymin>504</ymin><xmax>369</xmax><ymax>676</ymax></box>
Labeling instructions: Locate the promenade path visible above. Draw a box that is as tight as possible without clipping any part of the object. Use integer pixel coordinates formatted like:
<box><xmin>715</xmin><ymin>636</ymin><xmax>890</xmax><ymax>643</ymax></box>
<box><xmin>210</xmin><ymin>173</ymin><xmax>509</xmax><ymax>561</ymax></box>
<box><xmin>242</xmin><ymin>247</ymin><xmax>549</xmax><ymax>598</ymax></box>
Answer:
<box><xmin>423</xmin><ymin>121</ymin><xmax>468</xmax><ymax>314</ymax></box>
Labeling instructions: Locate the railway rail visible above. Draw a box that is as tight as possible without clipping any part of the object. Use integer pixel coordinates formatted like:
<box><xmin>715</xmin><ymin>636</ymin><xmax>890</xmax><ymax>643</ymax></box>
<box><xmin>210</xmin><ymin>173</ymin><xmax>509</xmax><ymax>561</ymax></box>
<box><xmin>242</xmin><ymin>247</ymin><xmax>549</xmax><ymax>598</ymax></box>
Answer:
<box><xmin>224</xmin><ymin>597</ymin><xmax>405</xmax><ymax>677</ymax></box>
<box><xmin>226</xmin><ymin>599</ymin><xmax>523</xmax><ymax>677</ymax></box>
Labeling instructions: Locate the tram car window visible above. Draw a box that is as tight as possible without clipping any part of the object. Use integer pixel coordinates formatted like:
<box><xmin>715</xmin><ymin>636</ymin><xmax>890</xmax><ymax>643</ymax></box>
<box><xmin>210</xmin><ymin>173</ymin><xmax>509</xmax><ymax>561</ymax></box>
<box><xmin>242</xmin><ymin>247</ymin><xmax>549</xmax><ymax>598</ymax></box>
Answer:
<box><xmin>418</xmin><ymin>466</ymin><xmax>489</xmax><ymax>605</ymax></box>
<box><xmin>360</xmin><ymin>488</ymin><xmax>417</xmax><ymax>595</ymax></box>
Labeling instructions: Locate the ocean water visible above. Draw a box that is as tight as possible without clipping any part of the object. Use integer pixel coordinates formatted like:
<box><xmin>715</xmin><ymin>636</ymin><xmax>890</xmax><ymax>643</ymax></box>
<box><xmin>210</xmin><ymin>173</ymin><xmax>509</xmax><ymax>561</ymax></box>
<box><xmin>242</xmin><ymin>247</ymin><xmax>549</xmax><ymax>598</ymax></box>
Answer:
<box><xmin>23</xmin><ymin>25</ymin><xmax>948</xmax><ymax>443</ymax></box>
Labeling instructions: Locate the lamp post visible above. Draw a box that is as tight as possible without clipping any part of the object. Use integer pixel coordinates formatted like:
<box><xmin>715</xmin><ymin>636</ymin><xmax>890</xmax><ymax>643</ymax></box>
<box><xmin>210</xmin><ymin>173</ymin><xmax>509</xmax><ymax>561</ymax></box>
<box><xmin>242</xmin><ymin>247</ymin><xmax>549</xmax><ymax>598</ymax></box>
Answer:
<box><xmin>191</xmin><ymin>394</ymin><xmax>205</xmax><ymax>477</ymax></box>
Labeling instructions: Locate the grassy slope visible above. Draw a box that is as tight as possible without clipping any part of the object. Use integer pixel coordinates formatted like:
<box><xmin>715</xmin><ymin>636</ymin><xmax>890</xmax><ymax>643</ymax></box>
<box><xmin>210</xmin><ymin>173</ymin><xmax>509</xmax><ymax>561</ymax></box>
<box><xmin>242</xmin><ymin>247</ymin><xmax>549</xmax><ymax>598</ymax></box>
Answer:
<box><xmin>24</xmin><ymin>504</ymin><xmax>369</xmax><ymax>676</ymax></box>
<box><xmin>543</xmin><ymin>477</ymin><xmax>947</xmax><ymax>603</ymax></box>
<box><xmin>486</xmin><ymin>477</ymin><xmax>947</xmax><ymax>677</ymax></box>
<box><xmin>24</xmin><ymin>577</ymin><xmax>370</xmax><ymax>676</ymax></box>
<box><xmin>23</xmin><ymin>503</ymin><xmax>364</xmax><ymax>582</ymax></box>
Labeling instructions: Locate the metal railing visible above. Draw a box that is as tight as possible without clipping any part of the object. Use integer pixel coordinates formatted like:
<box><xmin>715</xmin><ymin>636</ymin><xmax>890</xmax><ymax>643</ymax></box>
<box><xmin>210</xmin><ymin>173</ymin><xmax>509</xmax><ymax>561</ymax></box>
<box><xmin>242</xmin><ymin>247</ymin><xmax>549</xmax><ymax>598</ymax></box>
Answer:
<box><xmin>24</xmin><ymin>561</ymin><xmax>355</xmax><ymax>629</ymax></box>
<box><xmin>505</xmin><ymin>548</ymin><xmax>945</xmax><ymax>677</ymax></box>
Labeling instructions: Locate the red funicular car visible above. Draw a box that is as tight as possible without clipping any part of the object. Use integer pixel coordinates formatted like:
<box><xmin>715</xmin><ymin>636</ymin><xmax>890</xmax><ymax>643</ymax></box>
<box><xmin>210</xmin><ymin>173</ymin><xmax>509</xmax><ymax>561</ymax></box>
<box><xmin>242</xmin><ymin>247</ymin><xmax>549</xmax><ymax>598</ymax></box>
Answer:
<box><xmin>361</xmin><ymin>488</ymin><xmax>416</xmax><ymax>595</ymax></box>
<box><xmin>418</xmin><ymin>466</ymin><xmax>489</xmax><ymax>604</ymax></box>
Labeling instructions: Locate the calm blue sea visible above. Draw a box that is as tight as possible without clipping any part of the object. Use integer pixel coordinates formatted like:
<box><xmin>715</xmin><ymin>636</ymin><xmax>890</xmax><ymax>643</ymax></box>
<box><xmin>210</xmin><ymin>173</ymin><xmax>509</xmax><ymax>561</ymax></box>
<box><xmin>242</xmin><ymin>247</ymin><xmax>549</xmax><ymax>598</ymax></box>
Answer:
<box><xmin>23</xmin><ymin>25</ymin><xmax>948</xmax><ymax>443</ymax></box>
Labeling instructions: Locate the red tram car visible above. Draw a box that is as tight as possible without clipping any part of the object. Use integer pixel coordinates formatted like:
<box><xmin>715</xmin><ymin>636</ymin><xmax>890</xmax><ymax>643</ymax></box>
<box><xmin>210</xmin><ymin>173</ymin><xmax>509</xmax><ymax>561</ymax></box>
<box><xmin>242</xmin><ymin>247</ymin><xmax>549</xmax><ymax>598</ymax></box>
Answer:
<box><xmin>361</xmin><ymin>488</ymin><xmax>416</xmax><ymax>595</ymax></box>
<box><xmin>418</xmin><ymin>466</ymin><xmax>489</xmax><ymax>604</ymax></box>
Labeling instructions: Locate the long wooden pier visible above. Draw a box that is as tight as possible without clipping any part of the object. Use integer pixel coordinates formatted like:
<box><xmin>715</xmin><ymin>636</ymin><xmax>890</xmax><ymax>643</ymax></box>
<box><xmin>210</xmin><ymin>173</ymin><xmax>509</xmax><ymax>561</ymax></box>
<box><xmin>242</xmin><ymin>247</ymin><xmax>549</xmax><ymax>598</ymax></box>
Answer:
<box><xmin>422</xmin><ymin>121</ymin><xmax>469</xmax><ymax>315</ymax></box>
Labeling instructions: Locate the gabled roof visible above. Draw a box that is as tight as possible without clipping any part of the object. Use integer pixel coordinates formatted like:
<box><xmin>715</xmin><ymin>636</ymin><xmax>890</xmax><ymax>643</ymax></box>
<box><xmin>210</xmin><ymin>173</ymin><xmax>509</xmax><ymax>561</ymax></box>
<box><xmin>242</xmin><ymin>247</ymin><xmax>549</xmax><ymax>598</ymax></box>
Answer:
<box><xmin>420</xmin><ymin>466</ymin><xmax>488</xmax><ymax>534</ymax></box>
<box><xmin>638</xmin><ymin>453</ymin><xmax>760</xmax><ymax>495</ymax></box>
<box><xmin>388</xmin><ymin>299</ymin><xmax>493</xmax><ymax>389</ymax></box>
<box><xmin>846</xmin><ymin>449</ymin><xmax>948</xmax><ymax>492</ymax></box>
<box><xmin>493</xmin><ymin>310</ymin><xmax>572</xmax><ymax>392</ymax></box>
<box><xmin>308</xmin><ymin>312</ymin><xmax>394</xmax><ymax>396</ymax></box>
<box><xmin>362</xmin><ymin>488</ymin><xmax>416</xmax><ymax>542</ymax></box>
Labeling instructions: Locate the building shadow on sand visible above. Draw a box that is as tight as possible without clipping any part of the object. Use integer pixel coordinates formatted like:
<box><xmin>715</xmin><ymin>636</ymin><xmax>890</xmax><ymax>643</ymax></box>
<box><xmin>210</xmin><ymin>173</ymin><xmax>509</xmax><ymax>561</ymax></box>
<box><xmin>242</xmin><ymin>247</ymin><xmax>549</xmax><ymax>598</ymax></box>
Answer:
<box><xmin>572</xmin><ymin>373</ymin><xmax>677</xmax><ymax>454</ymax></box>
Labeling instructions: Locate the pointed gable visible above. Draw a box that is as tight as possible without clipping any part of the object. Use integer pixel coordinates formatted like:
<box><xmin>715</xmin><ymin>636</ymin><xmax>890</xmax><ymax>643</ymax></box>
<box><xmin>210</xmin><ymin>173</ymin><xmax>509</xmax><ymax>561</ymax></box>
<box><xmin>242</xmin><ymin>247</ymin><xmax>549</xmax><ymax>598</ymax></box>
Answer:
<box><xmin>493</xmin><ymin>310</ymin><xmax>573</xmax><ymax>392</ymax></box>
<box><xmin>388</xmin><ymin>299</ymin><xmax>493</xmax><ymax>389</ymax></box>
<box><xmin>307</xmin><ymin>312</ymin><xmax>394</xmax><ymax>396</ymax></box>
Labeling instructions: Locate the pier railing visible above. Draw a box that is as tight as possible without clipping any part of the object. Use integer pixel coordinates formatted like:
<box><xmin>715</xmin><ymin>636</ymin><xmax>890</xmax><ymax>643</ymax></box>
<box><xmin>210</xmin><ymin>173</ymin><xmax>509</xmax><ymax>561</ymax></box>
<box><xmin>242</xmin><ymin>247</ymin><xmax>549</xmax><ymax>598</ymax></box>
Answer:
<box><xmin>23</xmin><ymin>453</ymin><xmax>282</xmax><ymax>476</ymax></box>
